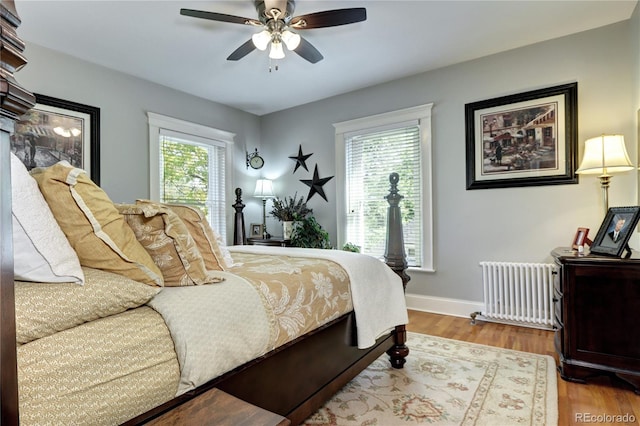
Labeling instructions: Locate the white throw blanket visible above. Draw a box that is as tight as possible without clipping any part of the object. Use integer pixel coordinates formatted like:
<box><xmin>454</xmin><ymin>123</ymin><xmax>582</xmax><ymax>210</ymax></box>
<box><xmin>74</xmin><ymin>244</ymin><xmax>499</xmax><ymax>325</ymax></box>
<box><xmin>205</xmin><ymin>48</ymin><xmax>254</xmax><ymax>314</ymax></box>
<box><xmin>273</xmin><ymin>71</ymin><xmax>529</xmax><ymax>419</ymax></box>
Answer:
<box><xmin>228</xmin><ymin>245</ymin><xmax>408</xmax><ymax>349</ymax></box>
<box><xmin>148</xmin><ymin>271</ymin><xmax>274</xmax><ymax>396</ymax></box>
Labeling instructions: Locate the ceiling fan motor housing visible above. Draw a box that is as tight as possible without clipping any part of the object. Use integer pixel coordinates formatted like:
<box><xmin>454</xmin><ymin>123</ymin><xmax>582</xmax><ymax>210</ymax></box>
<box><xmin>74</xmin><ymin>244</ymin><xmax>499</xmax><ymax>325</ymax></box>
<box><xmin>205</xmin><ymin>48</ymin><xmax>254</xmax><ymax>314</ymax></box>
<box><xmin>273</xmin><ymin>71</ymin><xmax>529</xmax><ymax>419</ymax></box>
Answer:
<box><xmin>254</xmin><ymin>0</ymin><xmax>295</xmax><ymax>23</ymax></box>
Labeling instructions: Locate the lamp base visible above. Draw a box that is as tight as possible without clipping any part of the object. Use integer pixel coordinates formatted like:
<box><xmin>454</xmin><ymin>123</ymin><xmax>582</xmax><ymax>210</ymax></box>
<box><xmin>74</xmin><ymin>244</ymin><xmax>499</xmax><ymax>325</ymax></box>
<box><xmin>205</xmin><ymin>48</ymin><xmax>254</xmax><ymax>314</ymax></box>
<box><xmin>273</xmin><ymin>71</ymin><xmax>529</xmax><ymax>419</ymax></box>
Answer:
<box><xmin>599</xmin><ymin>174</ymin><xmax>612</xmax><ymax>216</ymax></box>
<box><xmin>262</xmin><ymin>198</ymin><xmax>271</xmax><ymax>239</ymax></box>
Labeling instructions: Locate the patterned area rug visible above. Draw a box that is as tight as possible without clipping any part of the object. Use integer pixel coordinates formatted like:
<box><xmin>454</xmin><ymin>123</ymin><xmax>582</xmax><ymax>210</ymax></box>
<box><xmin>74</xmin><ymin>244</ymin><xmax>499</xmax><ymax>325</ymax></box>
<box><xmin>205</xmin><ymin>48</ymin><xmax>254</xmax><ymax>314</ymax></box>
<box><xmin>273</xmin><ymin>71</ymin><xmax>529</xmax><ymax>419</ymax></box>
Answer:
<box><xmin>303</xmin><ymin>332</ymin><xmax>557</xmax><ymax>426</ymax></box>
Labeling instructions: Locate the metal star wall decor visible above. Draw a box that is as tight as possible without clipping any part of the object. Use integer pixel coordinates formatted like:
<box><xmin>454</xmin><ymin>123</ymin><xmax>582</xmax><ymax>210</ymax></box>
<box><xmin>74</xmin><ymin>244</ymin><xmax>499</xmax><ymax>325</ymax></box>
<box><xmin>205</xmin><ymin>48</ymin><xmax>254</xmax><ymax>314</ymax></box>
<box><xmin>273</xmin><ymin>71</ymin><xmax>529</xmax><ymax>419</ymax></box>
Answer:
<box><xmin>301</xmin><ymin>165</ymin><xmax>334</xmax><ymax>202</ymax></box>
<box><xmin>288</xmin><ymin>144</ymin><xmax>313</xmax><ymax>174</ymax></box>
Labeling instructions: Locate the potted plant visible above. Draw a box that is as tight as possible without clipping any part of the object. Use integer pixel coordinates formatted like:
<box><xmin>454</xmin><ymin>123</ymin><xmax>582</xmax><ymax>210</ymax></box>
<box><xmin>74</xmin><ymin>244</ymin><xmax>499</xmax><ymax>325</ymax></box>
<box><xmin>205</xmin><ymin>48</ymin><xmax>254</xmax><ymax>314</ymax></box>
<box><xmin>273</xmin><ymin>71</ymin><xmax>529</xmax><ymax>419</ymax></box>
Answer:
<box><xmin>290</xmin><ymin>216</ymin><xmax>331</xmax><ymax>249</ymax></box>
<box><xmin>270</xmin><ymin>193</ymin><xmax>312</xmax><ymax>239</ymax></box>
<box><xmin>342</xmin><ymin>242</ymin><xmax>361</xmax><ymax>253</ymax></box>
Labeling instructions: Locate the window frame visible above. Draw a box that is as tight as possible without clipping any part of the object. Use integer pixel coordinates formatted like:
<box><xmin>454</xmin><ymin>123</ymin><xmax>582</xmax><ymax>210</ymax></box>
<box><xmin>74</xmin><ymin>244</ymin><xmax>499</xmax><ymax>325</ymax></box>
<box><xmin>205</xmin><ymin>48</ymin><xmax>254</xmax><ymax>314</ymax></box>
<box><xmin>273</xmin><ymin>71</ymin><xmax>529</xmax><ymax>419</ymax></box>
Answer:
<box><xmin>334</xmin><ymin>103</ymin><xmax>434</xmax><ymax>272</ymax></box>
<box><xmin>147</xmin><ymin>112</ymin><xmax>235</xmax><ymax>243</ymax></box>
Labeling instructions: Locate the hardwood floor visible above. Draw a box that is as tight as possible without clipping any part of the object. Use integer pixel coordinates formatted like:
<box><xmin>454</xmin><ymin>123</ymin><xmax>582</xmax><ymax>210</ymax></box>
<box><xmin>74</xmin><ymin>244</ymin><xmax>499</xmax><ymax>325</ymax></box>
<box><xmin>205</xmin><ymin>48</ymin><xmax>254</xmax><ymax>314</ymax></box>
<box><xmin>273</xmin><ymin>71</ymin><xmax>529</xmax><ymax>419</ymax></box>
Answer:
<box><xmin>407</xmin><ymin>310</ymin><xmax>640</xmax><ymax>426</ymax></box>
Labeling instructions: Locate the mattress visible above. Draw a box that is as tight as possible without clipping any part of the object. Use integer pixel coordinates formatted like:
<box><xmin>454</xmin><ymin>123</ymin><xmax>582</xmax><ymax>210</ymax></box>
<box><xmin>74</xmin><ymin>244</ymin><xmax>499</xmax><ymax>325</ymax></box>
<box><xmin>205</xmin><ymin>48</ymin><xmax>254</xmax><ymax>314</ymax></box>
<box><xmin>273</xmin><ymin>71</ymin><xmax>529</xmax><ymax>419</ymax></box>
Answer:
<box><xmin>148</xmin><ymin>251</ymin><xmax>354</xmax><ymax>395</ymax></box>
<box><xmin>18</xmin><ymin>307</ymin><xmax>179</xmax><ymax>426</ymax></box>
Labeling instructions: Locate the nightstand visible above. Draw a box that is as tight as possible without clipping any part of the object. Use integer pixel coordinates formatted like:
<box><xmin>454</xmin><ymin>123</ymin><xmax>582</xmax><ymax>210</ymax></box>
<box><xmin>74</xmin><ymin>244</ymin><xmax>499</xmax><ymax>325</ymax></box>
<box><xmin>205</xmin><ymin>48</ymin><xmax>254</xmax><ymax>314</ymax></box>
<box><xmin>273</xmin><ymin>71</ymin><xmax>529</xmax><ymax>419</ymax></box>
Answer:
<box><xmin>247</xmin><ymin>237</ymin><xmax>291</xmax><ymax>247</ymax></box>
<box><xmin>552</xmin><ymin>246</ymin><xmax>640</xmax><ymax>393</ymax></box>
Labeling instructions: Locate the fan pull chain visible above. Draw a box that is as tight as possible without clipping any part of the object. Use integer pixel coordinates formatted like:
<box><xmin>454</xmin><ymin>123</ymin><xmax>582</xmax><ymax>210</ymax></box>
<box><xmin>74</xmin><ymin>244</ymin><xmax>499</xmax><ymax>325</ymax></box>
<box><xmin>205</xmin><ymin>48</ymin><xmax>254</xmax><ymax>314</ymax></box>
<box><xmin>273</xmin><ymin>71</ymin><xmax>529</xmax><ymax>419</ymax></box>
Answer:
<box><xmin>269</xmin><ymin>59</ymin><xmax>280</xmax><ymax>72</ymax></box>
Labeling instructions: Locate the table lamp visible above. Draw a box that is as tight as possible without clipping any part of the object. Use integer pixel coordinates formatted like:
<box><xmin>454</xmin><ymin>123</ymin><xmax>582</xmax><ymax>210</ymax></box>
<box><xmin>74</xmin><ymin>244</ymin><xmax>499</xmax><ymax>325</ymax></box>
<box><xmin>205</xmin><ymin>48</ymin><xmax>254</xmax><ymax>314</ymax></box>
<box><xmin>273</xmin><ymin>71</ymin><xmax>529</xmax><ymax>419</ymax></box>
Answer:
<box><xmin>254</xmin><ymin>179</ymin><xmax>275</xmax><ymax>239</ymax></box>
<box><xmin>576</xmin><ymin>134</ymin><xmax>633</xmax><ymax>215</ymax></box>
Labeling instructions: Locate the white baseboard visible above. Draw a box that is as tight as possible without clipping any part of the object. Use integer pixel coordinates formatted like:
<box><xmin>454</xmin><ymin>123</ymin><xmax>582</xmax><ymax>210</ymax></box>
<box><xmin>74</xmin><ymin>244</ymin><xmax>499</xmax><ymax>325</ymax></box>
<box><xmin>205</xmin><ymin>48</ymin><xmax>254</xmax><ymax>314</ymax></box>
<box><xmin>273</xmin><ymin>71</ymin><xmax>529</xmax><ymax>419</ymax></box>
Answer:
<box><xmin>405</xmin><ymin>293</ymin><xmax>484</xmax><ymax>319</ymax></box>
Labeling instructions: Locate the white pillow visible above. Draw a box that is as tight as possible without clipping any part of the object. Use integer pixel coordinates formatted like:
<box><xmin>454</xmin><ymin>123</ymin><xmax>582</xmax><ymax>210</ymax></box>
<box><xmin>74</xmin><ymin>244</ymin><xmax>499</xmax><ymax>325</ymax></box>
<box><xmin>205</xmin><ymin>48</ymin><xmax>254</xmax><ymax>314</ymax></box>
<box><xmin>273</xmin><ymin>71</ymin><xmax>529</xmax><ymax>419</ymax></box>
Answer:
<box><xmin>10</xmin><ymin>153</ymin><xmax>84</xmax><ymax>284</ymax></box>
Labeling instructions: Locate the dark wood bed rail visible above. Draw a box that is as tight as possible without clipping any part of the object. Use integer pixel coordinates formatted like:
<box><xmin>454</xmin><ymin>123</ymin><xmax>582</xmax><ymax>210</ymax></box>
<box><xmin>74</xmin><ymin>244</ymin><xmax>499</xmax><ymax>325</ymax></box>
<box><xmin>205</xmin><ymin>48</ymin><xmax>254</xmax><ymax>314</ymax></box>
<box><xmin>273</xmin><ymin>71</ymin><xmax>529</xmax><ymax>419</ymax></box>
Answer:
<box><xmin>1</xmin><ymin>1</ymin><xmax>36</xmax><ymax>424</ymax></box>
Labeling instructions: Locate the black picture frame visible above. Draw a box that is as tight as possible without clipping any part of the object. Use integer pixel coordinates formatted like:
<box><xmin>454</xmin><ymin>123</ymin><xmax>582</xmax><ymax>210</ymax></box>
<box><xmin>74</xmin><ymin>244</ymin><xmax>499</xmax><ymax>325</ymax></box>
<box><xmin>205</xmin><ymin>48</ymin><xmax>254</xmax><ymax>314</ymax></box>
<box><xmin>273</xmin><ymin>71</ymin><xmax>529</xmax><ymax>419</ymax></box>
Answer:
<box><xmin>465</xmin><ymin>83</ymin><xmax>578</xmax><ymax>190</ymax></box>
<box><xmin>10</xmin><ymin>94</ymin><xmax>100</xmax><ymax>185</ymax></box>
<box><xmin>590</xmin><ymin>206</ymin><xmax>640</xmax><ymax>257</ymax></box>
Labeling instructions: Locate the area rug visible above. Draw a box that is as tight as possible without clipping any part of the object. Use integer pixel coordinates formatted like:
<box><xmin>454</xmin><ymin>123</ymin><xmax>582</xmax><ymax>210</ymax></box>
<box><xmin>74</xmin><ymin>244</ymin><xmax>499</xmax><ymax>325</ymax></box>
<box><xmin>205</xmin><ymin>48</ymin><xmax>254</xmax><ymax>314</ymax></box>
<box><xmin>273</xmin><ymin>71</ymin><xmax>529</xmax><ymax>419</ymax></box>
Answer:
<box><xmin>303</xmin><ymin>332</ymin><xmax>557</xmax><ymax>426</ymax></box>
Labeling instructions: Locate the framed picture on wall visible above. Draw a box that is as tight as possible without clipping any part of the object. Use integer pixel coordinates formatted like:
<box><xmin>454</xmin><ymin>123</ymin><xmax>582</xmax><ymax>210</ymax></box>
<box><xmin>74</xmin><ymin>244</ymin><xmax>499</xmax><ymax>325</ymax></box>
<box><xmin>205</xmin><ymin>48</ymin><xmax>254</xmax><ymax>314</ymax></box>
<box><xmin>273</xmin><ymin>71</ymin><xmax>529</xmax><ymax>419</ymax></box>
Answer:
<box><xmin>590</xmin><ymin>206</ymin><xmax>640</xmax><ymax>257</ymax></box>
<box><xmin>10</xmin><ymin>94</ymin><xmax>101</xmax><ymax>185</ymax></box>
<box><xmin>465</xmin><ymin>83</ymin><xmax>578</xmax><ymax>190</ymax></box>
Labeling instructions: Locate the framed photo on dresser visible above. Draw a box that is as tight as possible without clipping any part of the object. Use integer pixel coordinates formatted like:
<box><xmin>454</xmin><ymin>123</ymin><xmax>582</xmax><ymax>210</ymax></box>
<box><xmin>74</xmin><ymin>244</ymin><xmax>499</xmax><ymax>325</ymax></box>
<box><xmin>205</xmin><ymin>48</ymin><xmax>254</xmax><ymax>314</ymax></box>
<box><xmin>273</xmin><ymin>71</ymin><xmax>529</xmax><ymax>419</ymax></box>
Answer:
<box><xmin>571</xmin><ymin>227</ymin><xmax>589</xmax><ymax>250</ymax></box>
<box><xmin>590</xmin><ymin>206</ymin><xmax>640</xmax><ymax>257</ymax></box>
<box><xmin>250</xmin><ymin>223</ymin><xmax>264</xmax><ymax>238</ymax></box>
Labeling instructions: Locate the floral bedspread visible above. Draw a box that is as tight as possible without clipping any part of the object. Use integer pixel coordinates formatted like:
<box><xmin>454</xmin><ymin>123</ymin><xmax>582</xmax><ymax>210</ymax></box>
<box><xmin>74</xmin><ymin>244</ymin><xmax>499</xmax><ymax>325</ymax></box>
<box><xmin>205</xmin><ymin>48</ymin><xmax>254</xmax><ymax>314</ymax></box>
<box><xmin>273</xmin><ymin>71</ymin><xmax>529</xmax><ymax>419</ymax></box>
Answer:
<box><xmin>230</xmin><ymin>252</ymin><xmax>353</xmax><ymax>348</ymax></box>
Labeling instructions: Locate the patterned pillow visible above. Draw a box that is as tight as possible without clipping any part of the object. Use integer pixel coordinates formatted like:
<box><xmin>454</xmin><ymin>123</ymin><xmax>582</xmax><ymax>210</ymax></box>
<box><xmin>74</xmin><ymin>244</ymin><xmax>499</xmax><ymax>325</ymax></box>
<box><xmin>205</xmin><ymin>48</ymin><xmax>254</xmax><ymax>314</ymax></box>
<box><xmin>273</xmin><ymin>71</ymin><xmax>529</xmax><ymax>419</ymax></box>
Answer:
<box><xmin>15</xmin><ymin>267</ymin><xmax>160</xmax><ymax>344</ymax></box>
<box><xmin>30</xmin><ymin>161</ymin><xmax>163</xmax><ymax>287</ymax></box>
<box><xmin>138</xmin><ymin>200</ymin><xmax>233</xmax><ymax>270</ymax></box>
<box><xmin>117</xmin><ymin>202</ymin><xmax>225</xmax><ymax>286</ymax></box>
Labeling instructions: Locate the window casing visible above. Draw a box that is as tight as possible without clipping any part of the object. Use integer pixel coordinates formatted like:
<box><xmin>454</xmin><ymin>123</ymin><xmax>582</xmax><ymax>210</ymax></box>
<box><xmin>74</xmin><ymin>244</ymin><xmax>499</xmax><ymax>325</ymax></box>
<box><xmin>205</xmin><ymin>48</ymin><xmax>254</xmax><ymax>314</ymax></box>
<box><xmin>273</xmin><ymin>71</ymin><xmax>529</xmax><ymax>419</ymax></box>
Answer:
<box><xmin>334</xmin><ymin>104</ymin><xmax>433</xmax><ymax>271</ymax></box>
<box><xmin>148</xmin><ymin>112</ymin><xmax>234</xmax><ymax>243</ymax></box>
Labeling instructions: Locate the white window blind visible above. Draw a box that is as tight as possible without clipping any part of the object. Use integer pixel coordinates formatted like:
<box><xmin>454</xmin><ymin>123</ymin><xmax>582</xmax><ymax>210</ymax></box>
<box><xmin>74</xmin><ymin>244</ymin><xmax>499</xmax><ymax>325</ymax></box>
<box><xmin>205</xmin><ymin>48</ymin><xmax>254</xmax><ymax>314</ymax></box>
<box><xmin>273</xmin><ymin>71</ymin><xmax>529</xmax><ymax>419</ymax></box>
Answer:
<box><xmin>345</xmin><ymin>124</ymin><xmax>422</xmax><ymax>266</ymax></box>
<box><xmin>148</xmin><ymin>112</ymin><xmax>235</xmax><ymax>244</ymax></box>
<box><xmin>334</xmin><ymin>103</ymin><xmax>433</xmax><ymax>271</ymax></box>
<box><xmin>159</xmin><ymin>129</ymin><xmax>227</xmax><ymax>241</ymax></box>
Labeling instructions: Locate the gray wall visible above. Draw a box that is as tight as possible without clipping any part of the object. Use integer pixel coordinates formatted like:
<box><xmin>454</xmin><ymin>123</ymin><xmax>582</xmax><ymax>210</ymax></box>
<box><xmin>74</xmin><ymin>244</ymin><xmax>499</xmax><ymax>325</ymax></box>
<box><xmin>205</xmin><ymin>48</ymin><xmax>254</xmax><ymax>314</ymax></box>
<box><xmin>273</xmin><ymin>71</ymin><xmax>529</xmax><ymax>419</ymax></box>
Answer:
<box><xmin>17</xmin><ymin>12</ymin><xmax>639</xmax><ymax>309</ymax></box>
<box><xmin>19</xmin><ymin>42</ymin><xmax>262</xmax><ymax>240</ymax></box>
<box><xmin>259</xmin><ymin>20</ymin><xmax>638</xmax><ymax>304</ymax></box>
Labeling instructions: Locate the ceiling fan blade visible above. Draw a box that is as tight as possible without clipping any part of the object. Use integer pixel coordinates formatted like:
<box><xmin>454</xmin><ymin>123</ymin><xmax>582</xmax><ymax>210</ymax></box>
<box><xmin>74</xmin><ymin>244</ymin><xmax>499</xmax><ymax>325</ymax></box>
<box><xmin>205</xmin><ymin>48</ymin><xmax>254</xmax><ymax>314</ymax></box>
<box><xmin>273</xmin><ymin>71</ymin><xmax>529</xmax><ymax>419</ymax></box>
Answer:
<box><xmin>227</xmin><ymin>39</ymin><xmax>257</xmax><ymax>61</ymax></box>
<box><xmin>290</xmin><ymin>8</ymin><xmax>366</xmax><ymax>29</ymax></box>
<box><xmin>293</xmin><ymin>36</ymin><xmax>323</xmax><ymax>64</ymax></box>
<box><xmin>180</xmin><ymin>8</ymin><xmax>257</xmax><ymax>25</ymax></box>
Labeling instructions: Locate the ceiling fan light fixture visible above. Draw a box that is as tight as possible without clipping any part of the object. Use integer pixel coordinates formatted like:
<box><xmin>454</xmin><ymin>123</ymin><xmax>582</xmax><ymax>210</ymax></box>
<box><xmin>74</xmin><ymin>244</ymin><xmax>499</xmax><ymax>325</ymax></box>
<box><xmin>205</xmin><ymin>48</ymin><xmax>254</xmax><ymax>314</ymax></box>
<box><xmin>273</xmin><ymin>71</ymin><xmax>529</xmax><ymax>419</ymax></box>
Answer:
<box><xmin>252</xmin><ymin>30</ymin><xmax>271</xmax><ymax>50</ymax></box>
<box><xmin>269</xmin><ymin>41</ymin><xmax>285</xmax><ymax>59</ymax></box>
<box><xmin>281</xmin><ymin>30</ymin><xmax>301</xmax><ymax>50</ymax></box>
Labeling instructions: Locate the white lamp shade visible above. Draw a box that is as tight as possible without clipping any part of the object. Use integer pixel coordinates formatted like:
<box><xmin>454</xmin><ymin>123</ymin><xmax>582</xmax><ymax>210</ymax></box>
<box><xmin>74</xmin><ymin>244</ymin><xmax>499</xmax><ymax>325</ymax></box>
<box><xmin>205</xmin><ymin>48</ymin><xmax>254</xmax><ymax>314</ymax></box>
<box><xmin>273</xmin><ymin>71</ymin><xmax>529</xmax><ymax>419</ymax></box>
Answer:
<box><xmin>269</xmin><ymin>41</ymin><xmax>285</xmax><ymax>59</ymax></box>
<box><xmin>576</xmin><ymin>134</ymin><xmax>633</xmax><ymax>175</ymax></box>
<box><xmin>252</xmin><ymin>30</ymin><xmax>271</xmax><ymax>51</ymax></box>
<box><xmin>281</xmin><ymin>30</ymin><xmax>301</xmax><ymax>50</ymax></box>
<box><xmin>254</xmin><ymin>179</ymin><xmax>275</xmax><ymax>198</ymax></box>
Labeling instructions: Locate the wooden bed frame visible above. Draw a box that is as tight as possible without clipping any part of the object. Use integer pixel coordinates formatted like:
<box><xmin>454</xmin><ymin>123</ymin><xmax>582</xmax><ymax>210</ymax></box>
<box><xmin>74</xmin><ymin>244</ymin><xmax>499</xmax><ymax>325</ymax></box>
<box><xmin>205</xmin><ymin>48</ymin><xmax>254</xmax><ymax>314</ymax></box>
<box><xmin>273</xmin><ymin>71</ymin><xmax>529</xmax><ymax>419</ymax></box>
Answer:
<box><xmin>126</xmin><ymin>176</ymin><xmax>409</xmax><ymax>425</ymax></box>
<box><xmin>0</xmin><ymin>2</ymin><xmax>409</xmax><ymax>424</ymax></box>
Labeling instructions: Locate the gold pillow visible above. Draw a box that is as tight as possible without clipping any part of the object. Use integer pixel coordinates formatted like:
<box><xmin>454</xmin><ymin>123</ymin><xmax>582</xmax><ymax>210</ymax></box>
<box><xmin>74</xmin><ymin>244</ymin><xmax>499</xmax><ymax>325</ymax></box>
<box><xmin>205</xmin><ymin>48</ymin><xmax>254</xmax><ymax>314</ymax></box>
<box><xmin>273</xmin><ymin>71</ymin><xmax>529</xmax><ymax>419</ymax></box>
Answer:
<box><xmin>31</xmin><ymin>162</ymin><xmax>163</xmax><ymax>287</ymax></box>
<box><xmin>117</xmin><ymin>202</ymin><xmax>224</xmax><ymax>286</ymax></box>
<box><xmin>138</xmin><ymin>201</ymin><xmax>231</xmax><ymax>270</ymax></box>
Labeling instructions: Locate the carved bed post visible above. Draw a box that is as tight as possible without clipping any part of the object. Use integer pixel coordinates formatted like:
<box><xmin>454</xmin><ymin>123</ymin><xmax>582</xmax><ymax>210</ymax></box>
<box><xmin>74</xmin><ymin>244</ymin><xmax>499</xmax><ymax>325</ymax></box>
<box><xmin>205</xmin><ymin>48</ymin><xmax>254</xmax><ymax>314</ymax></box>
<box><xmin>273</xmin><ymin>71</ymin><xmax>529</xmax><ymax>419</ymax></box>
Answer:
<box><xmin>384</xmin><ymin>173</ymin><xmax>410</xmax><ymax>290</ymax></box>
<box><xmin>1</xmin><ymin>1</ymin><xmax>36</xmax><ymax>424</ymax></box>
<box><xmin>232</xmin><ymin>187</ymin><xmax>246</xmax><ymax>245</ymax></box>
<box><xmin>384</xmin><ymin>172</ymin><xmax>410</xmax><ymax>368</ymax></box>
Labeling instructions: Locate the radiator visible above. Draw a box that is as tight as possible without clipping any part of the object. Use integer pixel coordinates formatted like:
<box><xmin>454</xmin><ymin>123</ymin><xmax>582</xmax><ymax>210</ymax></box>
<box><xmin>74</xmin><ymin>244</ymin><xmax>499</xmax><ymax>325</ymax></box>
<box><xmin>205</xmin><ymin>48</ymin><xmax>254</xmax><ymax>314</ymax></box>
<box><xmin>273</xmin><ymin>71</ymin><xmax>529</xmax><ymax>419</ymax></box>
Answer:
<box><xmin>472</xmin><ymin>261</ymin><xmax>556</xmax><ymax>330</ymax></box>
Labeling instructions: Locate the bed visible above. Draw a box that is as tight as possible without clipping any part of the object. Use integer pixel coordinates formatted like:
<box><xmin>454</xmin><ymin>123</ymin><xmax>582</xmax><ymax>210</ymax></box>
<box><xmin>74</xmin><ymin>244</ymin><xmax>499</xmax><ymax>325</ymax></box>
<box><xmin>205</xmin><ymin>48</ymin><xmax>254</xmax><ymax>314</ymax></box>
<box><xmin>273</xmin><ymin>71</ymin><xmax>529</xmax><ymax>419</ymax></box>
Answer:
<box><xmin>0</xmin><ymin>3</ymin><xmax>409</xmax><ymax>425</ymax></box>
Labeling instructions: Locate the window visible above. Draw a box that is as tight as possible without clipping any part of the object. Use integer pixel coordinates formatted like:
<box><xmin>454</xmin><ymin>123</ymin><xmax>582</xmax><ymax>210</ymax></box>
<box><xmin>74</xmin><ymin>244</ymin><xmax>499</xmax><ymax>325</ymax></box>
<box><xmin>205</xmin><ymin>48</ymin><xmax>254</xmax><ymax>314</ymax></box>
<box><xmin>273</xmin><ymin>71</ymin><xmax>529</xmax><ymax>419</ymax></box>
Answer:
<box><xmin>334</xmin><ymin>104</ymin><xmax>433</xmax><ymax>270</ymax></box>
<box><xmin>148</xmin><ymin>112</ymin><xmax>234</xmax><ymax>242</ymax></box>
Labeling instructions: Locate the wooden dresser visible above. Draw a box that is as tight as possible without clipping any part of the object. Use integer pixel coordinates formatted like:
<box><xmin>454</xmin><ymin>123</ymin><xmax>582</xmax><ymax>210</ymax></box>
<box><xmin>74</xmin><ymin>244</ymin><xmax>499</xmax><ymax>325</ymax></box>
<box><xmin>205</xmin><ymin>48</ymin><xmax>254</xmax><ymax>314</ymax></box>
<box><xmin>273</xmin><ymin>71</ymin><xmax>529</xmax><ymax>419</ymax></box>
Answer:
<box><xmin>552</xmin><ymin>247</ymin><xmax>640</xmax><ymax>393</ymax></box>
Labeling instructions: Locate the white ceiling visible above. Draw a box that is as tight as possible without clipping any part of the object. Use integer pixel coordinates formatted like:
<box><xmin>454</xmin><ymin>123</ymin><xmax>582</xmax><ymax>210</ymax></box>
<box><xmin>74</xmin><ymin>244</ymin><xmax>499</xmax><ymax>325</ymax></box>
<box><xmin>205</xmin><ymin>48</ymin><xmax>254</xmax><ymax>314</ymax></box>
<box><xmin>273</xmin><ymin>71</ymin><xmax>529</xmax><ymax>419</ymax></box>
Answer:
<box><xmin>15</xmin><ymin>0</ymin><xmax>638</xmax><ymax>116</ymax></box>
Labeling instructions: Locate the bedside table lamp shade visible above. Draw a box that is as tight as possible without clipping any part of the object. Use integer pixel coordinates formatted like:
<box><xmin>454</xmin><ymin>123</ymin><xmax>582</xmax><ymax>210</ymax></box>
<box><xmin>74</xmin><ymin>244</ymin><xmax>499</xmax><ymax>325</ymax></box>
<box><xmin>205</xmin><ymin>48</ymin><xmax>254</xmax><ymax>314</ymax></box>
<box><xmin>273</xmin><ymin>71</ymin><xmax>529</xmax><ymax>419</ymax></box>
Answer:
<box><xmin>576</xmin><ymin>135</ymin><xmax>633</xmax><ymax>215</ymax></box>
<box><xmin>254</xmin><ymin>179</ymin><xmax>275</xmax><ymax>239</ymax></box>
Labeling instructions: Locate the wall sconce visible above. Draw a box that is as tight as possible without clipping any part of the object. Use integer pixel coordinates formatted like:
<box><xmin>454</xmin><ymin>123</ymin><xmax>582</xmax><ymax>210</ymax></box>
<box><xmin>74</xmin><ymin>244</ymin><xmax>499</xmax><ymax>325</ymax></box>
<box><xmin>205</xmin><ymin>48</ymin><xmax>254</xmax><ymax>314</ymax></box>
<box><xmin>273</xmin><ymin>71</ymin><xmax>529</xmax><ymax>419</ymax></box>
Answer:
<box><xmin>576</xmin><ymin>134</ymin><xmax>633</xmax><ymax>215</ymax></box>
<box><xmin>254</xmin><ymin>179</ymin><xmax>275</xmax><ymax>239</ymax></box>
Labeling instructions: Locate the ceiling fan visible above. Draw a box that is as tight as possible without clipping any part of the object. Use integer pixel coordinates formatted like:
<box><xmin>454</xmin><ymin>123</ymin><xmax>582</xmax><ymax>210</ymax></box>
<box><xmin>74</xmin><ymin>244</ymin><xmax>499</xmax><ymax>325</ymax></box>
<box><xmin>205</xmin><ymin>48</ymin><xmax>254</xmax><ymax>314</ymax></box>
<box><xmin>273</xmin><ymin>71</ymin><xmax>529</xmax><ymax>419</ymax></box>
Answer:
<box><xmin>180</xmin><ymin>0</ymin><xmax>366</xmax><ymax>64</ymax></box>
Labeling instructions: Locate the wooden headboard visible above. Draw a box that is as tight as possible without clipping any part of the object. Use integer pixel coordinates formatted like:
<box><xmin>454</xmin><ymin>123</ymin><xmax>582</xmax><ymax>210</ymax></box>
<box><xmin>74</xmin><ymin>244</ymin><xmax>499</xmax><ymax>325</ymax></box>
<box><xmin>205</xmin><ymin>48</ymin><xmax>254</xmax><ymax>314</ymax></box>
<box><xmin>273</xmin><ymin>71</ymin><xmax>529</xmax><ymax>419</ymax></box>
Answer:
<box><xmin>1</xmin><ymin>1</ymin><xmax>35</xmax><ymax>423</ymax></box>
